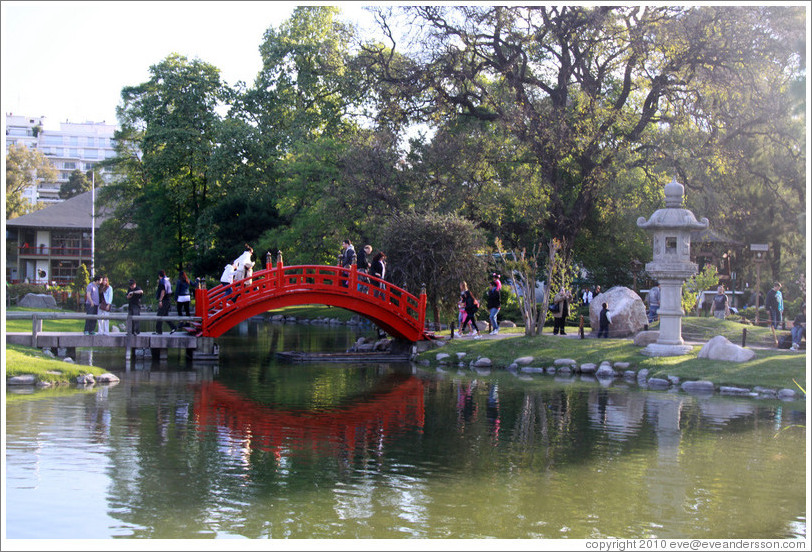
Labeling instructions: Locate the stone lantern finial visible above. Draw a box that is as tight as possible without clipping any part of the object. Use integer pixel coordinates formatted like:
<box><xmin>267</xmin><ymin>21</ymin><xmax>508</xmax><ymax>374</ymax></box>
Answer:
<box><xmin>664</xmin><ymin>177</ymin><xmax>684</xmax><ymax>208</ymax></box>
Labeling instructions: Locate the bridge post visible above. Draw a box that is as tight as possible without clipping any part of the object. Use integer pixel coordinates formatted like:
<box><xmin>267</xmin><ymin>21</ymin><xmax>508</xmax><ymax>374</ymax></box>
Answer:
<box><xmin>31</xmin><ymin>314</ymin><xmax>41</xmax><ymax>347</ymax></box>
<box><xmin>277</xmin><ymin>255</ymin><xmax>284</xmax><ymax>290</ymax></box>
<box><xmin>350</xmin><ymin>263</ymin><xmax>358</xmax><ymax>292</ymax></box>
<box><xmin>195</xmin><ymin>287</ymin><xmax>209</xmax><ymax>334</ymax></box>
<box><xmin>418</xmin><ymin>284</ymin><xmax>427</xmax><ymax>334</ymax></box>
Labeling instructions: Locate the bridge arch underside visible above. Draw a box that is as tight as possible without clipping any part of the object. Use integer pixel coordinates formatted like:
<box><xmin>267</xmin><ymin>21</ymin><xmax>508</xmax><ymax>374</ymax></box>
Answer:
<box><xmin>205</xmin><ymin>290</ymin><xmax>426</xmax><ymax>341</ymax></box>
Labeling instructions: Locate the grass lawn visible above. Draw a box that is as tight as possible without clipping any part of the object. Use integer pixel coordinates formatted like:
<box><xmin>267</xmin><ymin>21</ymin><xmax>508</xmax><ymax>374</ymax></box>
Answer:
<box><xmin>5</xmin><ymin>306</ymin><xmax>87</xmax><ymax>333</ymax></box>
<box><xmin>7</xmin><ymin>307</ymin><xmax>805</xmax><ymax>392</ymax></box>
<box><xmin>420</xmin><ymin>322</ymin><xmax>807</xmax><ymax>392</ymax></box>
<box><xmin>5</xmin><ymin>343</ymin><xmax>107</xmax><ymax>384</ymax></box>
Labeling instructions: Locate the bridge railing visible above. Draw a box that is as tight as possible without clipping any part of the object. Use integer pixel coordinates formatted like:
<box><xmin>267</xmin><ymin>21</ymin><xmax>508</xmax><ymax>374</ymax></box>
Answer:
<box><xmin>6</xmin><ymin>312</ymin><xmax>202</xmax><ymax>342</ymax></box>
<box><xmin>196</xmin><ymin>260</ymin><xmax>427</xmax><ymax>336</ymax></box>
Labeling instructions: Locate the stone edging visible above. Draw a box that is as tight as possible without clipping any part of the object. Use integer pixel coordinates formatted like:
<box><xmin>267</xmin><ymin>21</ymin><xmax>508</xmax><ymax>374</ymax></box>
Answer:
<box><xmin>7</xmin><ymin>372</ymin><xmax>121</xmax><ymax>388</ymax></box>
<box><xmin>425</xmin><ymin>352</ymin><xmax>801</xmax><ymax>401</ymax></box>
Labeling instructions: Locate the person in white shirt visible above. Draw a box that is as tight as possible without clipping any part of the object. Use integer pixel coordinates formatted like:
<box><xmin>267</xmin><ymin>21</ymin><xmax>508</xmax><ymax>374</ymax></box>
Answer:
<box><xmin>219</xmin><ymin>263</ymin><xmax>238</xmax><ymax>300</ymax></box>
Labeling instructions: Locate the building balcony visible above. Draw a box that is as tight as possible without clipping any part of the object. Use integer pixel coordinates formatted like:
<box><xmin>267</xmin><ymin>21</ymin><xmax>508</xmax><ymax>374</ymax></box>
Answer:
<box><xmin>19</xmin><ymin>245</ymin><xmax>92</xmax><ymax>258</ymax></box>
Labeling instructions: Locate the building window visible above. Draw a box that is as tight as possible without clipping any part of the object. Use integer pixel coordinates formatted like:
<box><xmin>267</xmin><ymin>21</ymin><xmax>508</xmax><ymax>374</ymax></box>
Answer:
<box><xmin>63</xmin><ymin>162</ymin><xmax>76</xmax><ymax>170</ymax></box>
<box><xmin>42</xmin><ymin>135</ymin><xmax>63</xmax><ymax>146</ymax></box>
<box><xmin>51</xmin><ymin>260</ymin><xmax>81</xmax><ymax>284</ymax></box>
<box><xmin>52</xmin><ymin>231</ymin><xmax>85</xmax><ymax>256</ymax></box>
<box><xmin>70</xmin><ymin>136</ymin><xmax>79</xmax><ymax>146</ymax></box>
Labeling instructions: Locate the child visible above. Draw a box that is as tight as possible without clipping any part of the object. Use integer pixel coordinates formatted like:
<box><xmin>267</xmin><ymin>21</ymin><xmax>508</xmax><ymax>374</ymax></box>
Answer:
<box><xmin>598</xmin><ymin>302</ymin><xmax>611</xmax><ymax>338</ymax></box>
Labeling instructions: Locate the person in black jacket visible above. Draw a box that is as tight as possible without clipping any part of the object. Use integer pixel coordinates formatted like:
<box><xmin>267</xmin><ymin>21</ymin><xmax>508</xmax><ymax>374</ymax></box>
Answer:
<box><xmin>459</xmin><ymin>281</ymin><xmax>481</xmax><ymax>338</ymax></box>
<box><xmin>486</xmin><ymin>279</ymin><xmax>502</xmax><ymax>334</ymax></box>
<box><xmin>175</xmin><ymin>271</ymin><xmax>192</xmax><ymax>317</ymax></box>
<box><xmin>126</xmin><ymin>279</ymin><xmax>143</xmax><ymax>335</ymax></box>
<box><xmin>598</xmin><ymin>302</ymin><xmax>612</xmax><ymax>338</ymax></box>
<box><xmin>370</xmin><ymin>251</ymin><xmax>387</xmax><ymax>299</ymax></box>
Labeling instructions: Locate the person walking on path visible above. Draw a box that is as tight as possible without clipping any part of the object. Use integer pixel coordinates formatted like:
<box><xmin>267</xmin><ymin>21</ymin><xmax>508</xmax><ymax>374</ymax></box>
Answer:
<box><xmin>597</xmin><ymin>302</ymin><xmax>612</xmax><ymax>338</ymax></box>
<box><xmin>155</xmin><ymin>270</ymin><xmax>177</xmax><ymax>335</ymax></box>
<box><xmin>97</xmin><ymin>275</ymin><xmax>113</xmax><ymax>335</ymax></box>
<box><xmin>712</xmin><ymin>285</ymin><xmax>730</xmax><ymax>320</ymax></box>
<box><xmin>647</xmin><ymin>281</ymin><xmax>660</xmax><ymax>324</ymax></box>
<box><xmin>459</xmin><ymin>281</ymin><xmax>481</xmax><ymax>338</ymax></box>
<box><xmin>765</xmin><ymin>282</ymin><xmax>784</xmax><ymax>346</ymax></box>
<box><xmin>126</xmin><ymin>279</ymin><xmax>143</xmax><ymax>335</ymax></box>
<box><xmin>790</xmin><ymin>303</ymin><xmax>805</xmax><ymax>351</ymax></box>
<box><xmin>83</xmin><ymin>275</ymin><xmax>101</xmax><ymax>335</ymax></box>
<box><xmin>486</xmin><ymin>278</ymin><xmax>502</xmax><ymax>334</ymax></box>
<box><xmin>552</xmin><ymin>286</ymin><xmax>572</xmax><ymax>335</ymax></box>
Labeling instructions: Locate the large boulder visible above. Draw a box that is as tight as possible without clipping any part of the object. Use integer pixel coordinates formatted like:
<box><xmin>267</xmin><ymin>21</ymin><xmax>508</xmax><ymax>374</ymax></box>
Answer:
<box><xmin>589</xmin><ymin>286</ymin><xmax>648</xmax><ymax>338</ymax></box>
<box><xmin>697</xmin><ymin>335</ymin><xmax>756</xmax><ymax>363</ymax></box>
<box><xmin>18</xmin><ymin>293</ymin><xmax>57</xmax><ymax>309</ymax></box>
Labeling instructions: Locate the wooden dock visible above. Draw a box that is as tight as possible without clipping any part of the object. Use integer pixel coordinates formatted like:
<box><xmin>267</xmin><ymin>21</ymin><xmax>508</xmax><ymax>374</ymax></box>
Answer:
<box><xmin>5</xmin><ymin>312</ymin><xmax>218</xmax><ymax>361</ymax></box>
<box><xmin>275</xmin><ymin>351</ymin><xmax>412</xmax><ymax>363</ymax></box>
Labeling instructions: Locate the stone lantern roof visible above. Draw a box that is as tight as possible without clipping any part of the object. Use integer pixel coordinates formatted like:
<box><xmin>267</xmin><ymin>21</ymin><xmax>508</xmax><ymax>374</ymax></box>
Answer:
<box><xmin>636</xmin><ymin>178</ymin><xmax>709</xmax><ymax>231</ymax></box>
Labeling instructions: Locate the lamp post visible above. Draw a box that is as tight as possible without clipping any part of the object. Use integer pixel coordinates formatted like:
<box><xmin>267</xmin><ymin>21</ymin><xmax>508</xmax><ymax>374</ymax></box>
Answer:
<box><xmin>750</xmin><ymin>244</ymin><xmax>768</xmax><ymax>324</ymax></box>
<box><xmin>91</xmin><ymin>171</ymin><xmax>95</xmax><ymax>277</ymax></box>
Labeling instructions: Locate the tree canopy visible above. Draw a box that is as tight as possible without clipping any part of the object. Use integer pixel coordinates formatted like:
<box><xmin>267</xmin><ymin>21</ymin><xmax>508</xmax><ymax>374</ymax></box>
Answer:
<box><xmin>96</xmin><ymin>5</ymin><xmax>806</xmax><ymax>302</ymax></box>
<box><xmin>6</xmin><ymin>144</ymin><xmax>57</xmax><ymax>219</ymax></box>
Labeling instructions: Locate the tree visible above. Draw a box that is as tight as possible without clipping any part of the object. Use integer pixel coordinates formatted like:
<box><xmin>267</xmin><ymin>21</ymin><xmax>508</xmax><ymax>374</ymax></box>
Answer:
<box><xmin>74</xmin><ymin>263</ymin><xmax>90</xmax><ymax>311</ymax></box>
<box><xmin>5</xmin><ymin>144</ymin><xmax>56</xmax><ymax>219</ymax></box>
<box><xmin>60</xmin><ymin>169</ymin><xmax>91</xmax><ymax>199</ymax></box>
<box><xmin>360</xmin><ymin>5</ymin><xmax>806</xmax><ymax>273</ymax></box>
<box><xmin>116</xmin><ymin>53</ymin><xmax>227</xmax><ymax>272</ymax></box>
<box><xmin>378</xmin><ymin>212</ymin><xmax>487</xmax><ymax>326</ymax></box>
<box><xmin>683</xmin><ymin>264</ymin><xmax>720</xmax><ymax>316</ymax></box>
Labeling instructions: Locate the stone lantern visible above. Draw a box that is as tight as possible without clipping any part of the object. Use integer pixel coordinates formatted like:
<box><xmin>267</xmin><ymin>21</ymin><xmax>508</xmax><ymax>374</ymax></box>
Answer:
<box><xmin>637</xmin><ymin>177</ymin><xmax>709</xmax><ymax>356</ymax></box>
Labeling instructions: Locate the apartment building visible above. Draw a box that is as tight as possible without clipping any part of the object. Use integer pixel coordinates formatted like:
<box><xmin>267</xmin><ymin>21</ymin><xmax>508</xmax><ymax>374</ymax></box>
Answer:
<box><xmin>5</xmin><ymin>113</ymin><xmax>117</xmax><ymax>204</ymax></box>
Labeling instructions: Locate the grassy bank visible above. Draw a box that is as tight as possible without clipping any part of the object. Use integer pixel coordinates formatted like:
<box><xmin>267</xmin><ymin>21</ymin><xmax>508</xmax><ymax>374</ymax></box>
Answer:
<box><xmin>5</xmin><ymin>343</ymin><xmax>107</xmax><ymax>384</ymax></box>
<box><xmin>418</xmin><ymin>333</ymin><xmax>806</xmax><ymax>391</ymax></box>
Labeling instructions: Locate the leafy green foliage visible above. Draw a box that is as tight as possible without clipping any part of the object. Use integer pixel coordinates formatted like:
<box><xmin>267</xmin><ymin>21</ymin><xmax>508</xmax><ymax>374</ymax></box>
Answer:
<box><xmin>683</xmin><ymin>264</ymin><xmax>721</xmax><ymax>316</ymax></box>
<box><xmin>93</xmin><ymin>6</ymin><xmax>804</xmax><ymax>307</ymax></box>
<box><xmin>378</xmin><ymin>212</ymin><xmax>487</xmax><ymax>325</ymax></box>
<box><xmin>59</xmin><ymin>169</ymin><xmax>91</xmax><ymax>199</ymax></box>
<box><xmin>5</xmin><ymin>144</ymin><xmax>56</xmax><ymax>219</ymax></box>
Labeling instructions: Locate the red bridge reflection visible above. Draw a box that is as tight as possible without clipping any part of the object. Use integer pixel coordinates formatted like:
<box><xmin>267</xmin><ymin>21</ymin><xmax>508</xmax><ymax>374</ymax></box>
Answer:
<box><xmin>193</xmin><ymin>377</ymin><xmax>425</xmax><ymax>457</ymax></box>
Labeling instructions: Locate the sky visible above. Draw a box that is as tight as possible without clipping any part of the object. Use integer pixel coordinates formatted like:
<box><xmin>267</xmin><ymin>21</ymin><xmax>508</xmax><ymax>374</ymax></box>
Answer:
<box><xmin>1</xmin><ymin>1</ymin><xmax>376</xmax><ymax>129</ymax></box>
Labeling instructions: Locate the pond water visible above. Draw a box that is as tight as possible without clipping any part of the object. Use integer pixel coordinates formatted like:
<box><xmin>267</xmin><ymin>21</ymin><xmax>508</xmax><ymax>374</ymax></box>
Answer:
<box><xmin>4</xmin><ymin>320</ymin><xmax>807</xmax><ymax>542</ymax></box>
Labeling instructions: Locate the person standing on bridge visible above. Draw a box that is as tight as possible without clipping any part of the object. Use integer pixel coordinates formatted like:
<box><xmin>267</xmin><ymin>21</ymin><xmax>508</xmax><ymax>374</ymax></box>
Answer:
<box><xmin>370</xmin><ymin>251</ymin><xmax>387</xmax><ymax>299</ymax></box>
<box><xmin>219</xmin><ymin>262</ymin><xmax>237</xmax><ymax>300</ymax></box>
<box><xmin>126</xmin><ymin>279</ymin><xmax>143</xmax><ymax>335</ymax></box>
<box><xmin>175</xmin><ymin>271</ymin><xmax>192</xmax><ymax>318</ymax></box>
<box><xmin>338</xmin><ymin>239</ymin><xmax>356</xmax><ymax>287</ymax></box>
<box><xmin>83</xmin><ymin>274</ymin><xmax>101</xmax><ymax>335</ymax></box>
<box><xmin>233</xmin><ymin>244</ymin><xmax>254</xmax><ymax>282</ymax></box>
<box><xmin>155</xmin><ymin>270</ymin><xmax>177</xmax><ymax>335</ymax></box>
<box><xmin>97</xmin><ymin>275</ymin><xmax>113</xmax><ymax>335</ymax></box>
<box><xmin>357</xmin><ymin>244</ymin><xmax>372</xmax><ymax>292</ymax></box>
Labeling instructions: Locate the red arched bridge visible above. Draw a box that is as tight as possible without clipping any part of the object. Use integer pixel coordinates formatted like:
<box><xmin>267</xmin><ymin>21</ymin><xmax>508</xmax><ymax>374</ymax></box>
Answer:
<box><xmin>194</xmin><ymin>259</ymin><xmax>430</xmax><ymax>341</ymax></box>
